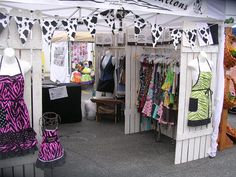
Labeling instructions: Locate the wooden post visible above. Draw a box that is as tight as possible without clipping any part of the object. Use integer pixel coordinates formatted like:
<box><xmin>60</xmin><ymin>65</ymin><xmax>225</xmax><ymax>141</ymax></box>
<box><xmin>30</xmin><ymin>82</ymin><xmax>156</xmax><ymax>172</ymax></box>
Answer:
<box><xmin>218</xmin><ymin>109</ymin><xmax>234</xmax><ymax>151</ymax></box>
<box><xmin>218</xmin><ymin>26</ymin><xmax>234</xmax><ymax>151</ymax></box>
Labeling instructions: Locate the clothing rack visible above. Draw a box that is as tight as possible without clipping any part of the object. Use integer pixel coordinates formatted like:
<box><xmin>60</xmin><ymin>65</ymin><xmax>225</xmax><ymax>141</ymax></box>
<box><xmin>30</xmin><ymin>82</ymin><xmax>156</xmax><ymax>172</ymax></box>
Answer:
<box><xmin>137</xmin><ymin>56</ymin><xmax>180</xmax><ymax>142</ymax></box>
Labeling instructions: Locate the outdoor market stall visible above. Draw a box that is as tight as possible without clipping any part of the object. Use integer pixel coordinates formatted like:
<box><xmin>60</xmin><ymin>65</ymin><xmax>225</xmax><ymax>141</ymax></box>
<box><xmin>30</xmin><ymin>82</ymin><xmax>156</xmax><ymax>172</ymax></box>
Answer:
<box><xmin>0</xmin><ymin>0</ymin><xmax>226</xmax><ymax>175</ymax></box>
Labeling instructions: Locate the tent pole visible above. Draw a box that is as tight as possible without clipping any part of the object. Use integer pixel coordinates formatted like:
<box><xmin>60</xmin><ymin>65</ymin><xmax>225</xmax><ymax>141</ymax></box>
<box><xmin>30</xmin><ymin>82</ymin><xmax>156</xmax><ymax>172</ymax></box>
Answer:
<box><xmin>67</xmin><ymin>7</ymin><xmax>80</xmax><ymax>19</ymax></box>
<box><xmin>41</xmin><ymin>6</ymin><xmax>95</xmax><ymax>12</ymax></box>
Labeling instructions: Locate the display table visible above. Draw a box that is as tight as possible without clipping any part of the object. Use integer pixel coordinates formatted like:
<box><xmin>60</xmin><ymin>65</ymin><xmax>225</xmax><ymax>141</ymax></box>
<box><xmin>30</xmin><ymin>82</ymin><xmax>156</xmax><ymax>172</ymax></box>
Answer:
<box><xmin>42</xmin><ymin>83</ymin><xmax>82</xmax><ymax>124</ymax></box>
<box><xmin>90</xmin><ymin>97</ymin><xmax>125</xmax><ymax>124</ymax></box>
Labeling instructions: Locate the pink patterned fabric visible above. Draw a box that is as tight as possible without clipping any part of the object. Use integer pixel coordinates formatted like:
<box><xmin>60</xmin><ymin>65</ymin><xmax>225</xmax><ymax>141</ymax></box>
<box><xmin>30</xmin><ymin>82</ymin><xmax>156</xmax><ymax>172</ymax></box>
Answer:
<box><xmin>142</xmin><ymin>97</ymin><xmax>153</xmax><ymax>117</ymax></box>
<box><xmin>0</xmin><ymin>57</ymin><xmax>37</xmax><ymax>157</ymax></box>
<box><xmin>38</xmin><ymin>129</ymin><xmax>64</xmax><ymax>162</ymax></box>
<box><xmin>142</xmin><ymin>68</ymin><xmax>155</xmax><ymax>117</ymax></box>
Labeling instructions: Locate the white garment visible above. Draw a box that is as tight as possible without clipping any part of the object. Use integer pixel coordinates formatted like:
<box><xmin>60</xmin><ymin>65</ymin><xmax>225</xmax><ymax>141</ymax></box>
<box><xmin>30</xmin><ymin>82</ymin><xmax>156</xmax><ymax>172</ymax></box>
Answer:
<box><xmin>208</xmin><ymin>25</ymin><xmax>225</xmax><ymax>158</ymax></box>
<box><xmin>50</xmin><ymin>42</ymin><xmax>69</xmax><ymax>83</ymax></box>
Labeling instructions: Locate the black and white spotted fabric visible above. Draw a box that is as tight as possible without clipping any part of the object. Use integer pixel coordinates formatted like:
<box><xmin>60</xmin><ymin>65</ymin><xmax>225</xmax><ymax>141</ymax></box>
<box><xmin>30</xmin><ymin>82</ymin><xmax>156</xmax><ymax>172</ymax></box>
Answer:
<box><xmin>40</xmin><ymin>19</ymin><xmax>58</xmax><ymax>45</ymax></box>
<box><xmin>170</xmin><ymin>29</ymin><xmax>183</xmax><ymax>50</ymax></box>
<box><xmin>134</xmin><ymin>15</ymin><xmax>147</xmax><ymax>39</ymax></box>
<box><xmin>116</xmin><ymin>9</ymin><xmax>130</xmax><ymax>32</ymax></box>
<box><xmin>100</xmin><ymin>9</ymin><xmax>115</xmax><ymax>34</ymax></box>
<box><xmin>14</xmin><ymin>17</ymin><xmax>36</xmax><ymax>45</ymax></box>
<box><xmin>62</xmin><ymin>18</ymin><xmax>77</xmax><ymax>41</ymax></box>
<box><xmin>83</xmin><ymin>14</ymin><xmax>98</xmax><ymax>38</ymax></box>
<box><xmin>0</xmin><ymin>12</ymin><xmax>10</xmax><ymax>35</ymax></box>
<box><xmin>198</xmin><ymin>26</ymin><xmax>210</xmax><ymax>45</ymax></box>
<box><xmin>184</xmin><ymin>29</ymin><xmax>197</xmax><ymax>48</ymax></box>
<box><xmin>151</xmin><ymin>24</ymin><xmax>164</xmax><ymax>47</ymax></box>
<box><xmin>193</xmin><ymin>0</ymin><xmax>202</xmax><ymax>14</ymax></box>
<box><xmin>0</xmin><ymin>109</ymin><xmax>6</xmax><ymax>128</ymax></box>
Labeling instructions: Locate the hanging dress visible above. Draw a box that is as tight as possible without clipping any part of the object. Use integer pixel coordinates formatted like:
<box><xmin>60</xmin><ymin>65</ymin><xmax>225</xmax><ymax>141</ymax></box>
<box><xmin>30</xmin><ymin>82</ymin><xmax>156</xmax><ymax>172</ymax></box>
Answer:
<box><xmin>0</xmin><ymin>56</ymin><xmax>37</xmax><ymax>159</ymax></box>
<box><xmin>188</xmin><ymin>58</ymin><xmax>213</xmax><ymax>126</ymax></box>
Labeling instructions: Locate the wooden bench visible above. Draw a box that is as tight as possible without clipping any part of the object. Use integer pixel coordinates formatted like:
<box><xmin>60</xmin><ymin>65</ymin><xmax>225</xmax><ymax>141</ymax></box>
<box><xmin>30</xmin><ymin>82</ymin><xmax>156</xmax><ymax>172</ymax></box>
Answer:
<box><xmin>90</xmin><ymin>97</ymin><xmax>125</xmax><ymax>124</ymax></box>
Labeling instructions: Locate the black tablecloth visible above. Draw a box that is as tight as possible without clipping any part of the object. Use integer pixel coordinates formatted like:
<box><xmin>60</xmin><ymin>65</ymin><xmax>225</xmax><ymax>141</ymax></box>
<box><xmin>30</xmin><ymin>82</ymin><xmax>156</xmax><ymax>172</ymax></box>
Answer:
<box><xmin>42</xmin><ymin>83</ymin><xmax>82</xmax><ymax>124</ymax></box>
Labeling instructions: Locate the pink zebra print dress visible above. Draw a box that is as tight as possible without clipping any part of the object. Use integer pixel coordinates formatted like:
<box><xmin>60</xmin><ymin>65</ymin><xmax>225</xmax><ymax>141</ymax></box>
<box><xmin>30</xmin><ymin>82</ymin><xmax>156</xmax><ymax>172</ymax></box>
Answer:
<box><xmin>36</xmin><ymin>128</ymin><xmax>65</xmax><ymax>168</ymax></box>
<box><xmin>0</xmin><ymin>57</ymin><xmax>37</xmax><ymax>159</ymax></box>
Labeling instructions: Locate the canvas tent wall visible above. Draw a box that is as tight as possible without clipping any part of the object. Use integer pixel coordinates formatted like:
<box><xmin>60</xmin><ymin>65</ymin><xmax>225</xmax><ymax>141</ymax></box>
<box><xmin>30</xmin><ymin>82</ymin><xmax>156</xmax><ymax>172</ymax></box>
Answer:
<box><xmin>0</xmin><ymin>0</ymin><xmax>226</xmax><ymax>170</ymax></box>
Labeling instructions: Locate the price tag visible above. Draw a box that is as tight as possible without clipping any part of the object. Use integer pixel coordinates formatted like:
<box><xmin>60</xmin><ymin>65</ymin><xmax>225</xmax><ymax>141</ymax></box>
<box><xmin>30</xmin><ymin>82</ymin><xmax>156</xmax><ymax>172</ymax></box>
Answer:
<box><xmin>49</xmin><ymin>86</ymin><xmax>68</xmax><ymax>100</ymax></box>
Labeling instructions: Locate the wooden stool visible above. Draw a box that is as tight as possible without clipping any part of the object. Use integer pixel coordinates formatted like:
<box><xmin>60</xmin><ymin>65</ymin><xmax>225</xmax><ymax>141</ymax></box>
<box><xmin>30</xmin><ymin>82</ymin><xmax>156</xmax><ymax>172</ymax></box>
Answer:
<box><xmin>90</xmin><ymin>98</ymin><xmax>124</xmax><ymax>124</ymax></box>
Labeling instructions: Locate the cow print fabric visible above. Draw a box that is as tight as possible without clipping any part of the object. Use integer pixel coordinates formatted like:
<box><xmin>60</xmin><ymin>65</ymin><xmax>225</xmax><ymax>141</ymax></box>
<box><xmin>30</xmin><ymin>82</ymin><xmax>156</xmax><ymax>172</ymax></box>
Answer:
<box><xmin>116</xmin><ymin>9</ymin><xmax>130</xmax><ymax>32</ymax></box>
<box><xmin>134</xmin><ymin>15</ymin><xmax>147</xmax><ymax>39</ymax></box>
<box><xmin>0</xmin><ymin>13</ymin><xmax>10</xmax><ymax>35</ymax></box>
<box><xmin>40</xmin><ymin>19</ymin><xmax>58</xmax><ymax>45</ymax></box>
<box><xmin>151</xmin><ymin>24</ymin><xmax>164</xmax><ymax>47</ymax></box>
<box><xmin>14</xmin><ymin>17</ymin><xmax>36</xmax><ymax>45</ymax></box>
<box><xmin>170</xmin><ymin>29</ymin><xmax>183</xmax><ymax>50</ymax></box>
<box><xmin>198</xmin><ymin>26</ymin><xmax>210</xmax><ymax>45</ymax></box>
<box><xmin>100</xmin><ymin>9</ymin><xmax>115</xmax><ymax>34</ymax></box>
<box><xmin>184</xmin><ymin>29</ymin><xmax>197</xmax><ymax>48</ymax></box>
<box><xmin>83</xmin><ymin>14</ymin><xmax>98</xmax><ymax>37</ymax></box>
<box><xmin>62</xmin><ymin>18</ymin><xmax>77</xmax><ymax>41</ymax></box>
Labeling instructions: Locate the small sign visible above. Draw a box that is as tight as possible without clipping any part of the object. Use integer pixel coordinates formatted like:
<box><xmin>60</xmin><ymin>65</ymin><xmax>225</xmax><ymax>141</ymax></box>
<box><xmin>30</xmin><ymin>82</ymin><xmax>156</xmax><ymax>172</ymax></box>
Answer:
<box><xmin>49</xmin><ymin>86</ymin><xmax>68</xmax><ymax>100</ymax></box>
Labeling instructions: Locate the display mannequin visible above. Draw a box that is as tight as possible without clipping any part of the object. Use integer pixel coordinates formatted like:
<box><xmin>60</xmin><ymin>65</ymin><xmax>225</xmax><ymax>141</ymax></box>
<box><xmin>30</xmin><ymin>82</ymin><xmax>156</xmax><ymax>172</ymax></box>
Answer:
<box><xmin>0</xmin><ymin>47</ymin><xmax>37</xmax><ymax>158</ymax></box>
<box><xmin>96</xmin><ymin>50</ymin><xmax>116</xmax><ymax>98</ymax></box>
<box><xmin>0</xmin><ymin>48</ymin><xmax>31</xmax><ymax>76</ymax></box>
<box><xmin>188</xmin><ymin>51</ymin><xmax>213</xmax><ymax>86</ymax></box>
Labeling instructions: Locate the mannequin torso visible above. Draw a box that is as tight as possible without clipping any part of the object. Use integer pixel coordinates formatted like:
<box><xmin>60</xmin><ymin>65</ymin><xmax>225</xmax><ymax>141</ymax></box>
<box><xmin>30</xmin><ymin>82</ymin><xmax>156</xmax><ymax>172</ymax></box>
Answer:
<box><xmin>101</xmin><ymin>50</ymin><xmax>115</xmax><ymax>69</ymax></box>
<box><xmin>188</xmin><ymin>51</ymin><xmax>213</xmax><ymax>85</ymax></box>
<box><xmin>96</xmin><ymin>50</ymin><xmax>116</xmax><ymax>98</ymax></box>
<box><xmin>0</xmin><ymin>48</ymin><xmax>31</xmax><ymax>76</ymax></box>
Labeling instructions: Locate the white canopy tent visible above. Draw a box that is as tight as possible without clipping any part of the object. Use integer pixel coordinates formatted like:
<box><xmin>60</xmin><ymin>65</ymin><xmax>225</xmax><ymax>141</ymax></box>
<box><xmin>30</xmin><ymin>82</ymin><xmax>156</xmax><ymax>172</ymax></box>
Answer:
<box><xmin>0</xmin><ymin>0</ymin><xmax>225</xmax><ymax>31</ymax></box>
<box><xmin>0</xmin><ymin>0</ymin><xmax>227</xmax><ymax>169</ymax></box>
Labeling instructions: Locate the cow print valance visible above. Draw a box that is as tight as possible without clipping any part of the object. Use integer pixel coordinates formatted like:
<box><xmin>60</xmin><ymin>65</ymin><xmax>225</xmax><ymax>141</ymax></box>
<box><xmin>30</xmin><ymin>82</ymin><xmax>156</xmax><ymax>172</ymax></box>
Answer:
<box><xmin>184</xmin><ymin>29</ymin><xmax>197</xmax><ymax>49</ymax></box>
<box><xmin>151</xmin><ymin>24</ymin><xmax>164</xmax><ymax>47</ymax></box>
<box><xmin>14</xmin><ymin>17</ymin><xmax>36</xmax><ymax>45</ymax></box>
<box><xmin>116</xmin><ymin>9</ymin><xmax>130</xmax><ymax>32</ymax></box>
<box><xmin>134</xmin><ymin>15</ymin><xmax>147</xmax><ymax>39</ymax></box>
<box><xmin>170</xmin><ymin>29</ymin><xmax>183</xmax><ymax>50</ymax></box>
<box><xmin>83</xmin><ymin>14</ymin><xmax>98</xmax><ymax>38</ymax></box>
<box><xmin>40</xmin><ymin>19</ymin><xmax>58</xmax><ymax>45</ymax></box>
<box><xmin>0</xmin><ymin>12</ymin><xmax>10</xmax><ymax>35</ymax></box>
<box><xmin>198</xmin><ymin>26</ymin><xmax>211</xmax><ymax>45</ymax></box>
<box><xmin>0</xmin><ymin>8</ymin><xmax>216</xmax><ymax>49</ymax></box>
<box><xmin>100</xmin><ymin>9</ymin><xmax>115</xmax><ymax>34</ymax></box>
<box><xmin>62</xmin><ymin>18</ymin><xmax>78</xmax><ymax>41</ymax></box>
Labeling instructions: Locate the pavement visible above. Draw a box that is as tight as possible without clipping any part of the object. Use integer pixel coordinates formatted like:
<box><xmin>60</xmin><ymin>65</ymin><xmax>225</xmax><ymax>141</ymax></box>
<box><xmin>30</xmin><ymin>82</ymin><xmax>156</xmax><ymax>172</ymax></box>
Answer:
<box><xmin>44</xmin><ymin>90</ymin><xmax>236</xmax><ymax>177</ymax></box>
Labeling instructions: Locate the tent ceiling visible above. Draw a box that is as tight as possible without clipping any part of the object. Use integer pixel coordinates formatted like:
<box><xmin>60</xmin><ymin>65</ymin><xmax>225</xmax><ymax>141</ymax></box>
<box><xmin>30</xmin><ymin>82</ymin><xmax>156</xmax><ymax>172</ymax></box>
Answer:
<box><xmin>0</xmin><ymin>0</ymin><xmax>225</xmax><ymax>33</ymax></box>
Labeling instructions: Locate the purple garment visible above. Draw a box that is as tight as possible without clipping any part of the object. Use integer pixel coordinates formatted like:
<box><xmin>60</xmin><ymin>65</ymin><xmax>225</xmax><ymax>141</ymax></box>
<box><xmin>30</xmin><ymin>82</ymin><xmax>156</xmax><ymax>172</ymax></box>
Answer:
<box><xmin>37</xmin><ymin>128</ymin><xmax>64</xmax><ymax>163</ymax></box>
<box><xmin>0</xmin><ymin>57</ymin><xmax>37</xmax><ymax>157</ymax></box>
